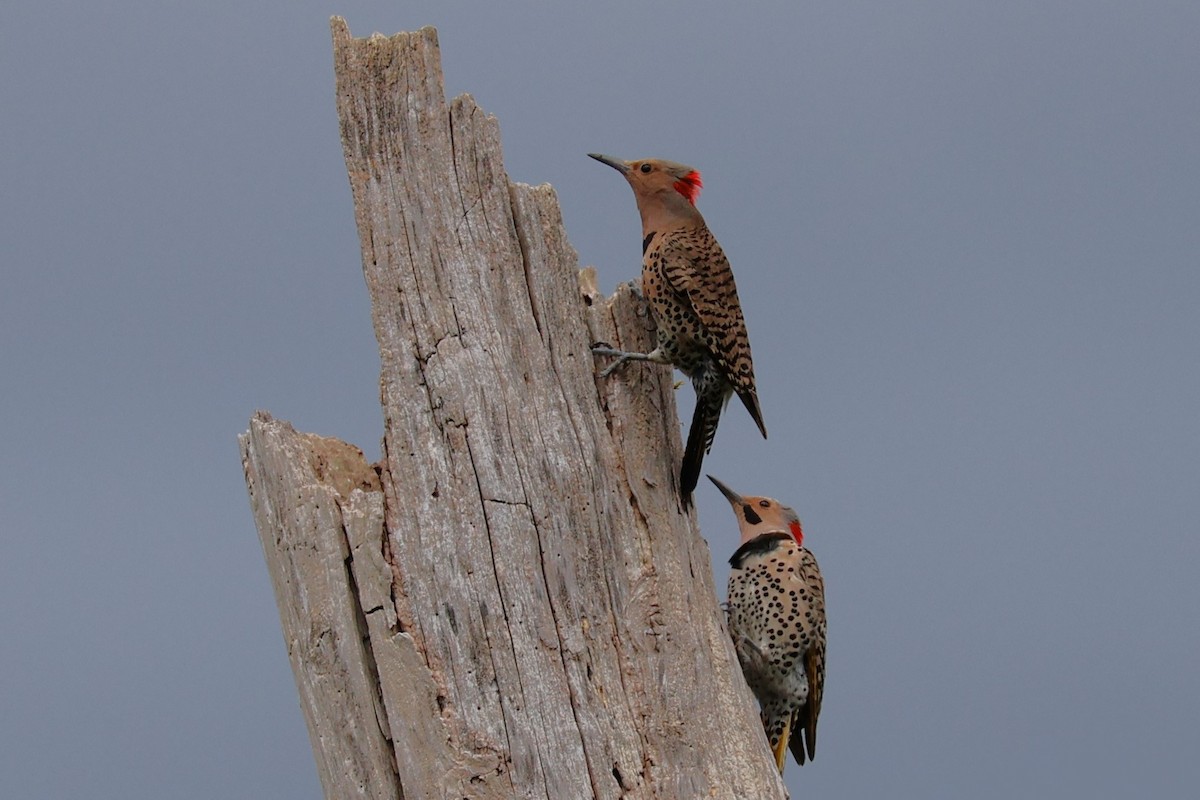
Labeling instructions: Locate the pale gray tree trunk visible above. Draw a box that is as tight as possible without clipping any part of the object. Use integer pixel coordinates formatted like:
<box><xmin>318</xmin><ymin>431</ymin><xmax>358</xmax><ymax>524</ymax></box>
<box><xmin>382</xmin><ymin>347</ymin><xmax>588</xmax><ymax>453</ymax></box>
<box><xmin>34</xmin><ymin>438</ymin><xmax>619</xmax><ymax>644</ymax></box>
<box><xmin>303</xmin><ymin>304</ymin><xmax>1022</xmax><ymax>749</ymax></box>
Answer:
<box><xmin>238</xmin><ymin>18</ymin><xmax>787</xmax><ymax>800</ymax></box>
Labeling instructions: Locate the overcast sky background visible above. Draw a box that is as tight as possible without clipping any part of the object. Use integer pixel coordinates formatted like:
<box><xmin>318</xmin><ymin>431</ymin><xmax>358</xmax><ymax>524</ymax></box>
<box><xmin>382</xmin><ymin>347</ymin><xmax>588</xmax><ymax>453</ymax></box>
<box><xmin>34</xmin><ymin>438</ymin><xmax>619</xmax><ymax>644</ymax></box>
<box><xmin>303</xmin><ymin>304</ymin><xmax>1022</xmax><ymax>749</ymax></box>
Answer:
<box><xmin>3</xmin><ymin>2</ymin><xmax>1198</xmax><ymax>798</ymax></box>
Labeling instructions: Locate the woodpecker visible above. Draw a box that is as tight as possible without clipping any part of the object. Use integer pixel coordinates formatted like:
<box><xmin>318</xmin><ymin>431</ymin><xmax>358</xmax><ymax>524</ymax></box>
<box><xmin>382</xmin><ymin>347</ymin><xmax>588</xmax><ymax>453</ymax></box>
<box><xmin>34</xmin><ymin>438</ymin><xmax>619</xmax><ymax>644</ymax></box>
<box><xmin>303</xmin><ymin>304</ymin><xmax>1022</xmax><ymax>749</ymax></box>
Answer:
<box><xmin>588</xmin><ymin>154</ymin><xmax>766</xmax><ymax>504</ymax></box>
<box><xmin>709</xmin><ymin>474</ymin><xmax>826</xmax><ymax>773</ymax></box>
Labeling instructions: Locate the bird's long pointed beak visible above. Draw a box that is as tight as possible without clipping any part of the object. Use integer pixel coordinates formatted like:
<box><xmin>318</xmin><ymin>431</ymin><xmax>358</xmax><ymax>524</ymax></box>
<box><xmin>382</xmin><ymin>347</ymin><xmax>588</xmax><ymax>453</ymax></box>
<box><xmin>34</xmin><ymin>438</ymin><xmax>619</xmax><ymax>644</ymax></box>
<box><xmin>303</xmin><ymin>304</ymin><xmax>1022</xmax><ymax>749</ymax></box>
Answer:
<box><xmin>588</xmin><ymin>153</ymin><xmax>630</xmax><ymax>175</ymax></box>
<box><xmin>706</xmin><ymin>474</ymin><xmax>745</xmax><ymax>506</ymax></box>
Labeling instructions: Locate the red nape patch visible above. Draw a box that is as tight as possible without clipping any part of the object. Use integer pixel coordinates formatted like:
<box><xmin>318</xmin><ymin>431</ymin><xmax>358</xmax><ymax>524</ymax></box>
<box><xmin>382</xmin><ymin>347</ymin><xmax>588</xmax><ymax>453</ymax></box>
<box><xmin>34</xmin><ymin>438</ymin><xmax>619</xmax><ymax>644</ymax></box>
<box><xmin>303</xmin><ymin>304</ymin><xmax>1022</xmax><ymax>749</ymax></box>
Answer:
<box><xmin>672</xmin><ymin>170</ymin><xmax>703</xmax><ymax>205</ymax></box>
<box><xmin>789</xmin><ymin>520</ymin><xmax>804</xmax><ymax>545</ymax></box>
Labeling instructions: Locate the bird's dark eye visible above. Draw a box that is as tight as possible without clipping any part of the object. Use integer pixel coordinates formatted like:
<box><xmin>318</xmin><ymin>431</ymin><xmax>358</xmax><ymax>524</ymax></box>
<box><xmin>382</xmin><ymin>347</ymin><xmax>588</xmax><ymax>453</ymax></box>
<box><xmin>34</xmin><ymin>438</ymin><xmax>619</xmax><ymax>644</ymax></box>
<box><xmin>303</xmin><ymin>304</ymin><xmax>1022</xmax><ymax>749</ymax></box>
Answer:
<box><xmin>759</xmin><ymin>500</ymin><xmax>770</xmax><ymax>508</ymax></box>
<box><xmin>640</xmin><ymin>163</ymin><xmax>652</xmax><ymax>173</ymax></box>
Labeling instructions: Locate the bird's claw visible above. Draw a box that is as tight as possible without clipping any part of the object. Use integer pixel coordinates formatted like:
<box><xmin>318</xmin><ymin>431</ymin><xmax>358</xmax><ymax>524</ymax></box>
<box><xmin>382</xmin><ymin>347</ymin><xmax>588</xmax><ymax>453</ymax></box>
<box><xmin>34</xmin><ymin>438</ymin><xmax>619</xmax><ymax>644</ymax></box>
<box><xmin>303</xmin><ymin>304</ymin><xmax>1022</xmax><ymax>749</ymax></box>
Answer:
<box><xmin>599</xmin><ymin>357</ymin><xmax>632</xmax><ymax>378</ymax></box>
<box><xmin>592</xmin><ymin>345</ymin><xmax>632</xmax><ymax>378</ymax></box>
<box><xmin>598</xmin><ymin>364</ymin><xmax>621</xmax><ymax>379</ymax></box>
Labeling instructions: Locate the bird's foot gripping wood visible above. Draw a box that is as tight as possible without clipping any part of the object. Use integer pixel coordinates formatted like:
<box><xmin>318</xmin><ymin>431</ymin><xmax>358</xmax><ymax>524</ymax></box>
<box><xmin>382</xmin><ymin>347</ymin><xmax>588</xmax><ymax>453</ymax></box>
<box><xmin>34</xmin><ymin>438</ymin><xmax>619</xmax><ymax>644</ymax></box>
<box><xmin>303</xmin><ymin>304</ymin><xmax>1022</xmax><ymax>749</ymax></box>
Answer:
<box><xmin>590</xmin><ymin>343</ymin><xmax>670</xmax><ymax>378</ymax></box>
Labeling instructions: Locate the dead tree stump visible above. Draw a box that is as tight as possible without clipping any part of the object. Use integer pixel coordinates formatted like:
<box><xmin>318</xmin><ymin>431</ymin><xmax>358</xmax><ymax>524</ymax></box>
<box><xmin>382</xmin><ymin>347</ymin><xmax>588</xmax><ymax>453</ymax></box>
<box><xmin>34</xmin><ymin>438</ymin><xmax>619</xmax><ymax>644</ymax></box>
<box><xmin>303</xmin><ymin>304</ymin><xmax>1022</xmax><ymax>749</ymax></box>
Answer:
<box><xmin>239</xmin><ymin>18</ymin><xmax>786</xmax><ymax>800</ymax></box>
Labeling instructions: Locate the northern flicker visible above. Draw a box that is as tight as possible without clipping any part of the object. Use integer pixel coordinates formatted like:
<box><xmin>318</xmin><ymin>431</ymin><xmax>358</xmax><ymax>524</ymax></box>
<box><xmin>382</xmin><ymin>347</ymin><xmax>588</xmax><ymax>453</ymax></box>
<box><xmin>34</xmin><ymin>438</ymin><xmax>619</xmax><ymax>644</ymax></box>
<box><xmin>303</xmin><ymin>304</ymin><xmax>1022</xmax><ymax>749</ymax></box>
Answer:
<box><xmin>588</xmin><ymin>154</ymin><xmax>766</xmax><ymax>503</ymax></box>
<box><xmin>709</xmin><ymin>474</ymin><xmax>826</xmax><ymax>773</ymax></box>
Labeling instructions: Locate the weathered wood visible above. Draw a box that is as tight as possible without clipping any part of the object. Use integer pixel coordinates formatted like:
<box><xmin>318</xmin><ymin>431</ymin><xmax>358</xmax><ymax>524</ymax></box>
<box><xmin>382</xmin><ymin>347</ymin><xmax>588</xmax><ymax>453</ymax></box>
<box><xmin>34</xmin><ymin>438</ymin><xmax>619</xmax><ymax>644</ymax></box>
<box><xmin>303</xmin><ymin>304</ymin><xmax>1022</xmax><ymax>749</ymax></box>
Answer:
<box><xmin>239</xmin><ymin>17</ymin><xmax>787</xmax><ymax>799</ymax></box>
<box><xmin>240</xmin><ymin>416</ymin><xmax>398</xmax><ymax>798</ymax></box>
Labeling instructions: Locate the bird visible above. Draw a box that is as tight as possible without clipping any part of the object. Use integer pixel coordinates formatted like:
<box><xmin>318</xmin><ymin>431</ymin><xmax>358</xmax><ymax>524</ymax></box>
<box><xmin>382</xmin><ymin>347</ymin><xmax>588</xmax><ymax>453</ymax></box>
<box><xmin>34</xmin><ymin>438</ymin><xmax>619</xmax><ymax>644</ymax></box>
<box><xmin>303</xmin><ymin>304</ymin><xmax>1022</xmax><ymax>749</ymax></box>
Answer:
<box><xmin>588</xmin><ymin>153</ymin><xmax>766</xmax><ymax>504</ymax></box>
<box><xmin>709</xmin><ymin>474</ymin><xmax>826</xmax><ymax>773</ymax></box>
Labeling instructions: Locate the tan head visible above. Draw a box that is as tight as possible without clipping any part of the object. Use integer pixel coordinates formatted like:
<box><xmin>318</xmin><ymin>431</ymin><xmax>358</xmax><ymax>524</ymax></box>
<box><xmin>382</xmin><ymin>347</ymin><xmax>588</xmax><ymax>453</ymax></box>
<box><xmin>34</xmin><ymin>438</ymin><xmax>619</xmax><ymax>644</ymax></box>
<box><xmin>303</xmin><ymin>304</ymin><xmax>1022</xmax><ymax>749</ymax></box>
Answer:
<box><xmin>588</xmin><ymin>153</ymin><xmax>705</xmax><ymax>232</ymax></box>
<box><xmin>708</xmin><ymin>474</ymin><xmax>804</xmax><ymax>547</ymax></box>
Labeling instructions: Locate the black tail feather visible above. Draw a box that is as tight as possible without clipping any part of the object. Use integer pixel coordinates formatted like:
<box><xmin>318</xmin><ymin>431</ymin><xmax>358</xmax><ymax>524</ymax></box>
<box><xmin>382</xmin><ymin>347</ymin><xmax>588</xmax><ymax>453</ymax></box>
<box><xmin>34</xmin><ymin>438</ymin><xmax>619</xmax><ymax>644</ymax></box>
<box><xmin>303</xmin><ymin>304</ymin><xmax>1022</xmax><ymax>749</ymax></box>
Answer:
<box><xmin>738</xmin><ymin>389</ymin><xmax>767</xmax><ymax>440</ymax></box>
<box><xmin>788</xmin><ymin>711</ymin><xmax>816</xmax><ymax>766</ymax></box>
<box><xmin>680</xmin><ymin>390</ymin><xmax>724</xmax><ymax>502</ymax></box>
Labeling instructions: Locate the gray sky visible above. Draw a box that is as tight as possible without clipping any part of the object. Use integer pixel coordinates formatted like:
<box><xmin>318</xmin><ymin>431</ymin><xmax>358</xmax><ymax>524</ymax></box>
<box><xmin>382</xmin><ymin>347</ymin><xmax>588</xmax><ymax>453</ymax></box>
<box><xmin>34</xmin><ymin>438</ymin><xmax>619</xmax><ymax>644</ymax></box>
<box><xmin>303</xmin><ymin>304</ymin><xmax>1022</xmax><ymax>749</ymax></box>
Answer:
<box><xmin>3</xmin><ymin>2</ymin><xmax>1198</xmax><ymax>798</ymax></box>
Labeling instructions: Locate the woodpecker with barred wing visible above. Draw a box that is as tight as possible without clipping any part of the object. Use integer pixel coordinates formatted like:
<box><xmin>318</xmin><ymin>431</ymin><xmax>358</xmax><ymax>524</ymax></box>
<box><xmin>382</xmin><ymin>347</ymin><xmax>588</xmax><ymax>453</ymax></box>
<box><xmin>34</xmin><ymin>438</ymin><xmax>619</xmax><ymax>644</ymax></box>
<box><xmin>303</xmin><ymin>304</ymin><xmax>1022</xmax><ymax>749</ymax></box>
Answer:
<box><xmin>588</xmin><ymin>154</ymin><xmax>766</xmax><ymax>504</ymax></box>
<box><xmin>709</xmin><ymin>474</ymin><xmax>826</xmax><ymax>773</ymax></box>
